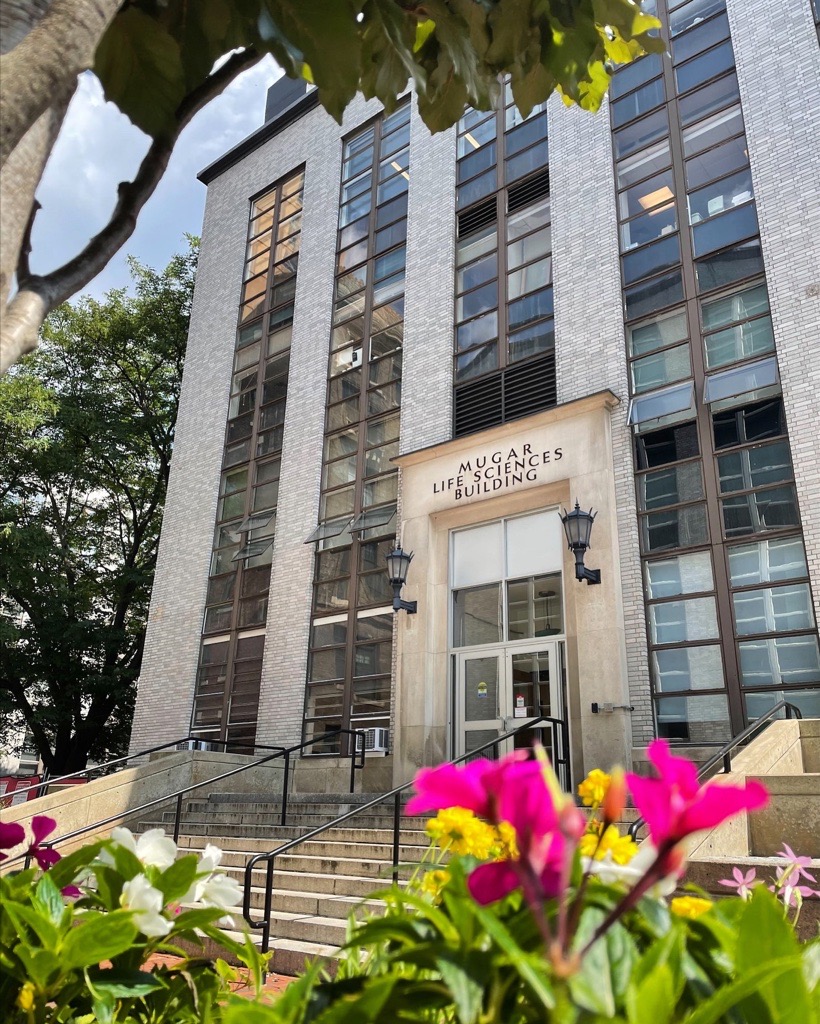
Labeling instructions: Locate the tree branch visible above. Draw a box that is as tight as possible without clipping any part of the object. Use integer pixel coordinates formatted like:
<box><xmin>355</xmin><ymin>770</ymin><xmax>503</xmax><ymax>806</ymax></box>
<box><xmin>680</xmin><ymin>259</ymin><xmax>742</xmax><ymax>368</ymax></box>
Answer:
<box><xmin>1</xmin><ymin>47</ymin><xmax>263</xmax><ymax>373</ymax></box>
<box><xmin>0</xmin><ymin>0</ymin><xmax>121</xmax><ymax>169</ymax></box>
<box><xmin>17</xmin><ymin>198</ymin><xmax>40</xmax><ymax>282</ymax></box>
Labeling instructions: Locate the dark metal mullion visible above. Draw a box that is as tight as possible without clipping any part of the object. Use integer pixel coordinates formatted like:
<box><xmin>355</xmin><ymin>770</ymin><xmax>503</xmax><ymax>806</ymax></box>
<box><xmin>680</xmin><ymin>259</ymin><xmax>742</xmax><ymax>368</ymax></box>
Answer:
<box><xmin>496</xmin><ymin>105</ymin><xmax>510</xmax><ymax>381</ymax></box>
<box><xmin>659</xmin><ymin>2</ymin><xmax>747</xmax><ymax>735</ymax></box>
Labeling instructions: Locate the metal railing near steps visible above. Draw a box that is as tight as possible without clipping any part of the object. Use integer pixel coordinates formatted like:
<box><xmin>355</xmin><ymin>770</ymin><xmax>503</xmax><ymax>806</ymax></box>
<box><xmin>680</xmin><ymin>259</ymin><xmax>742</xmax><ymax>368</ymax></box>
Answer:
<box><xmin>8</xmin><ymin>735</ymin><xmax>289</xmax><ymax>803</ymax></box>
<box><xmin>628</xmin><ymin>700</ymin><xmax>803</xmax><ymax>842</ymax></box>
<box><xmin>6</xmin><ymin>729</ymin><xmax>365</xmax><ymax>869</ymax></box>
<box><xmin>243</xmin><ymin>714</ymin><xmax>570</xmax><ymax>954</ymax></box>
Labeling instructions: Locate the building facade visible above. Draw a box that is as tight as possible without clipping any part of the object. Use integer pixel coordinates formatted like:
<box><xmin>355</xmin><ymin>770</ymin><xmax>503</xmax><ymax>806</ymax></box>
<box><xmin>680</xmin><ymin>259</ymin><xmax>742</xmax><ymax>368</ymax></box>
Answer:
<box><xmin>131</xmin><ymin>0</ymin><xmax>820</xmax><ymax>789</ymax></box>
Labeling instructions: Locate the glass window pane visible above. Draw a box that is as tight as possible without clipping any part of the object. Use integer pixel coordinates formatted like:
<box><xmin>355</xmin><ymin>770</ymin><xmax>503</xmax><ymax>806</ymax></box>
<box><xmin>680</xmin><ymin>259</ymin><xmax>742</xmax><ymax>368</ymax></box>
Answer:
<box><xmin>645</xmin><ymin>551</ymin><xmax>715</xmax><ymax>598</ymax></box>
<box><xmin>675</xmin><ymin>40</ymin><xmax>734</xmax><ymax>95</ymax></box>
<box><xmin>635</xmin><ymin>420</ymin><xmax>700</xmax><ymax>469</ymax></box>
<box><xmin>508</xmin><ymin>257</ymin><xmax>551</xmax><ymax>299</ymax></box>
<box><xmin>745</xmin><ymin>688</ymin><xmax>820</xmax><ymax>722</ymax></box>
<box><xmin>458</xmin><ymin>225</ymin><xmax>498</xmax><ymax>266</ymax></box>
<box><xmin>611</xmin><ymin>78</ymin><xmax>665</xmax><ymax>127</ymax></box>
<box><xmin>683</xmin><ymin>103</ymin><xmax>743</xmax><ymax>158</ymax></box>
<box><xmin>717</xmin><ymin>440</ymin><xmax>792</xmax><ymax>493</ymax></box>
<box><xmin>704</xmin><ymin>316</ymin><xmax>774</xmax><ymax>369</ymax></box>
<box><xmin>673</xmin><ymin>12</ymin><xmax>730</xmax><ymax>65</ymax></box>
<box><xmin>733</xmin><ymin>583</ymin><xmax>814</xmax><ymax>636</ymax></box>
<box><xmin>315</xmin><ymin>578</ymin><xmax>350</xmax><ymax>613</ymax></box>
<box><xmin>625</xmin><ymin>270</ymin><xmax>684</xmax><ymax>321</ymax></box>
<box><xmin>508</xmin><ymin>287</ymin><xmax>553</xmax><ymax>329</ymax></box>
<box><xmin>613</xmin><ymin>108</ymin><xmax>669</xmax><ymax>160</ymax></box>
<box><xmin>686</xmin><ymin>135</ymin><xmax>749</xmax><ymax>191</ymax></box>
<box><xmin>628</xmin><ymin>379</ymin><xmax>694</xmax><ymax>425</ymax></box>
<box><xmin>650</xmin><ymin>596</ymin><xmax>719</xmax><ymax>644</ymax></box>
<box><xmin>702</xmin><ymin>283</ymin><xmax>768</xmax><ymax>330</ymax></box>
<box><xmin>457</xmin><ymin>168</ymin><xmax>497</xmax><ymax>209</ymax></box>
<box><xmin>641</xmin><ymin>503</ymin><xmax>709</xmax><ymax>552</ymax></box>
<box><xmin>655</xmin><ymin>692</ymin><xmax>731</xmax><ymax>743</ymax></box>
<box><xmin>309</xmin><ymin>648</ymin><xmax>346</xmax><ymax>682</ymax></box>
<box><xmin>507</xmin><ymin>226</ymin><xmax>551</xmax><ymax>271</ymax></box>
<box><xmin>509</xmin><ymin>320</ymin><xmax>554</xmax><ymax>363</ymax></box>
<box><xmin>616</xmin><ymin>139</ymin><xmax>671</xmax><ymax>190</ymax></box>
<box><xmin>505</xmin><ymin>142</ymin><xmax>549</xmax><ymax>182</ymax></box>
<box><xmin>457</xmin><ymin>252</ymin><xmax>497</xmax><ymax>294</ymax></box>
<box><xmin>670</xmin><ymin>0</ymin><xmax>726</xmax><ymax>36</ymax></box>
<box><xmin>727</xmin><ymin>536</ymin><xmax>808</xmax><ymax>587</ymax></box>
<box><xmin>456</xmin><ymin>311</ymin><xmax>498</xmax><ymax>351</ymax></box>
<box><xmin>453</xmin><ymin>584</ymin><xmax>502</xmax><ymax>646</ymax></box>
<box><xmin>628</xmin><ymin>309</ymin><xmax>688</xmax><ymax>358</ymax></box>
<box><xmin>638</xmin><ymin>461</ymin><xmax>704</xmax><ymax>510</ymax></box>
<box><xmin>678</xmin><ymin>71</ymin><xmax>739</xmax><ymax>126</ymax></box>
<box><xmin>693</xmin><ymin>203</ymin><xmax>758</xmax><ymax>259</ymax></box>
<box><xmin>739</xmin><ymin>635</ymin><xmax>820</xmax><ymax>687</ymax></box>
<box><xmin>696</xmin><ymin>238</ymin><xmax>764</xmax><ymax>293</ymax></box>
<box><xmin>653</xmin><ymin>645</ymin><xmax>725</xmax><ymax>691</ymax></box>
<box><xmin>610</xmin><ymin>54</ymin><xmax>664</xmax><ymax>100</ymax></box>
<box><xmin>366</xmin><ymin>412</ymin><xmax>400</xmax><ymax>446</ymax></box>
<box><xmin>453</xmin><ymin>521</ymin><xmax>503</xmax><ymax>587</ymax></box>
<box><xmin>507</xmin><ymin>197</ymin><xmax>551</xmax><ymax>241</ymax></box>
<box><xmin>703</xmin><ymin>356</ymin><xmax>778</xmax><ymax>404</ymax></box>
<box><xmin>689</xmin><ymin>168</ymin><xmax>754</xmax><ymax>226</ymax></box>
<box><xmin>631</xmin><ymin>342</ymin><xmax>691</xmax><ymax>393</ymax></box>
<box><xmin>721</xmin><ymin>485</ymin><xmax>800</xmax><ymax>537</ymax></box>
<box><xmin>507</xmin><ymin>573</ymin><xmax>563</xmax><ymax>640</ymax></box>
<box><xmin>455</xmin><ymin>343</ymin><xmax>498</xmax><ymax>382</ymax></box>
<box><xmin>621</xmin><ymin>203</ymin><xmax>677</xmax><ymax>251</ymax></box>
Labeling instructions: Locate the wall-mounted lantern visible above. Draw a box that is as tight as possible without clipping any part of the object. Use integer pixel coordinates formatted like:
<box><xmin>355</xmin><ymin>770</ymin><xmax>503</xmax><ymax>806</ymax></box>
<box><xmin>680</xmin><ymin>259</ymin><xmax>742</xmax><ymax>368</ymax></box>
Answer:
<box><xmin>385</xmin><ymin>546</ymin><xmax>417</xmax><ymax>614</ymax></box>
<box><xmin>560</xmin><ymin>501</ymin><xmax>601</xmax><ymax>585</ymax></box>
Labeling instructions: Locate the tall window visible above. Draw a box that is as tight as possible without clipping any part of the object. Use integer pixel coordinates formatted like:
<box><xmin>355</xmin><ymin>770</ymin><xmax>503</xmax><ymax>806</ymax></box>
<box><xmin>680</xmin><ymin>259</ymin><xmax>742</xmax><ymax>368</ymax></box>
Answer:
<box><xmin>191</xmin><ymin>169</ymin><xmax>304</xmax><ymax>749</ymax></box>
<box><xmin>614</xmin><ymin>0</ymin><xmax>820</xmax><ymax>741</ymax></box>
<box><xmin>453</xmin><ymin>84</ymin><xmax>556</xmax><ymax>437</ymax></box>
<box><xmin>302</xmin><ymin>105</ymin><xmax>410</xmax><ymax>753</ymax></box>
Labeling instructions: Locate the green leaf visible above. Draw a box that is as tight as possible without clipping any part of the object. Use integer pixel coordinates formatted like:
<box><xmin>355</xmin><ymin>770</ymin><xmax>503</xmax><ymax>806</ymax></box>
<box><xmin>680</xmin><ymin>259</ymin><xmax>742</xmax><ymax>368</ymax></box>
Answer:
<box><xmin>435</xmin><ymin>951</ymin><xmax>486</xmax><ymax>1024</ymax></box>
<box><xmin>627</xmin><ymin>963</ymin><xmax>675</xmax><ymax>1024</ymax></box>
<box><xmin>0</xmin><ymin>900</ymin><xmax>61</xmax><ymax>950</ymax></box>
<box><xmin>47</xmin><ymin>842</ymin><xmax>103</xmax><ymax>892</ymax></box>
<box><xmin>85</xmin><ymin>967</ymin><xmax>165</xmax><ymax>998</ymax></box>
<box><xmin>570</xmin><ymin>906</ymin><xmax>615</xmax><ymax>1016</ymax></box>
<box><xmin>12</xmin><ymin>945</ymin><xmax>63</xmax><ymax>990</ymax></box>
<box><xmin>33</xmin><ymin>873</ymin><xmax>64</xmax><ymax>925</ymax></box>
<box><xmin>736</xmin><ymin>887</ymin><xmax>811</xmax><ymax>1024</ymax></box>
<box><xmin>60</xmin><ymin>910</ymin><xmax>138</xmax><ymax>969</ymax></box>
<box><xmin>94</xmin><ymin>7</ymin><xmax>186</xmax><ymax>138</ymax></box>
<box><xmin>470</xmin><ymin>900</ymin><xmax>554</xmax><ymax>1010</ymax></box>
<box><xmin>155</xmin><ymin>853</ymin><xmax>198</xmax><ymax>903</ymax></box>
<box><xmin>683</xmin><ymin>956</ymin><xmax>810</xmax><ymax>1024</ymax></box>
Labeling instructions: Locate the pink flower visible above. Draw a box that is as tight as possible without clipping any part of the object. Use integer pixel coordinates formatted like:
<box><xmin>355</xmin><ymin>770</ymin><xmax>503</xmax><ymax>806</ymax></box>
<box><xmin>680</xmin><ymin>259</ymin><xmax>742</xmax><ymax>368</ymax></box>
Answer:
<box><xmin>719</xmin><ymin>866</ymin><xmax>758</xmax><ymax>899</ymax></box>
<box><xmin>407</xmin><ymin>751</ymin><xmax>577</xmax><ymax>905</ymax></box>
<box><xmin>27</xmin><ymin>815</ymin><xmax>60</xmax><ymax>870</ymax></box>
<box><xmin>0</xmin><ymin>821</ymin><xmax>26</xmax><ymax>861</ymax></box>
<box><xmin>627</xmin><ymin>740</ymin><xmax>768</xmax><ymax>851</ymax></box>
<box><xmin>776</xmin><ymin>844</ymin><xmax>816</xmax><ymax>884</ymax></box>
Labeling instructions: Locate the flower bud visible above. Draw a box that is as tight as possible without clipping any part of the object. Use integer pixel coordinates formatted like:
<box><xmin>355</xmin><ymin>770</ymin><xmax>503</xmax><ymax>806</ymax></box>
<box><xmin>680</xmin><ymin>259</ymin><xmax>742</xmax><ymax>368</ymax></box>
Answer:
<box><xmin>602</xmin><ymin>768</ymin><xmax>627</xmax><ymax>825</ymax></box>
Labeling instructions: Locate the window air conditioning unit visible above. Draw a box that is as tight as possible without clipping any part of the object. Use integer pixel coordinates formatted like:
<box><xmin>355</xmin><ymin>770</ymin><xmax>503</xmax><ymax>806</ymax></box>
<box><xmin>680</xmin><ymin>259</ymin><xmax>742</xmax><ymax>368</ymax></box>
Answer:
<box><xmin>362</xmin><ymin>727</ymin><xmax>389</xmax><ymax>755</ymax></box>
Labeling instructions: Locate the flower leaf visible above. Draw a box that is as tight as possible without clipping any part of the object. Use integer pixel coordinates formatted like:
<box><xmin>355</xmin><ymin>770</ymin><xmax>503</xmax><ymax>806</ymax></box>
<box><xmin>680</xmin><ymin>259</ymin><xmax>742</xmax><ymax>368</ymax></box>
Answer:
<box><xmin>60</xmin><ymin>910</ymin><xmax>139</xmax><ymax>969</ymax></box>
<box><xmin>682</xmin><ymin>956</ymin><xmax>810</xmax><ymax>1024</ymax></box>
<box><xmin>154</xmin><ymin>853</ymin><xmax>198</xmax><ymax>903</ymax></box>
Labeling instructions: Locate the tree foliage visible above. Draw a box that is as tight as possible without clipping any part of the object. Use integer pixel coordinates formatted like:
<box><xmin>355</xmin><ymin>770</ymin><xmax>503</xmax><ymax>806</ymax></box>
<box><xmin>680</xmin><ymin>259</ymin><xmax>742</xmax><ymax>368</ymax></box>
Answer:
<box><xmin>0</xmin><ymin>243</ymin><xmax>195</xmax><ymax>774</ymax></box>
<box><xmin>0</xmin><ymin>0</ymin><xmax>662</xmax><ymax>372</ymax></box>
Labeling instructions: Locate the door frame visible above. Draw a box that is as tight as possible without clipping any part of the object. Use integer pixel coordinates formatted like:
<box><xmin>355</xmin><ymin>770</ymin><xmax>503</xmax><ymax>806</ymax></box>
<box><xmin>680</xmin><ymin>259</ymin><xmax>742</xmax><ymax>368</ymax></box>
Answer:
<box><xmin>453</xmin><ymin>638</ymin><xmax>570</xmax><ymax>787</ymax></box>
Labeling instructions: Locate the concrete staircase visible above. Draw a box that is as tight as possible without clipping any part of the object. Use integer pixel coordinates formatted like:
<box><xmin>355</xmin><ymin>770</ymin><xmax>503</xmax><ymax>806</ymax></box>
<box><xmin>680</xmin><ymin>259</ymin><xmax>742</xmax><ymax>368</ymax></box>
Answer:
<box><xmin>137</xmin><ymin>793</ymin><xmax>433</xmax><ymax>975</ymax></box>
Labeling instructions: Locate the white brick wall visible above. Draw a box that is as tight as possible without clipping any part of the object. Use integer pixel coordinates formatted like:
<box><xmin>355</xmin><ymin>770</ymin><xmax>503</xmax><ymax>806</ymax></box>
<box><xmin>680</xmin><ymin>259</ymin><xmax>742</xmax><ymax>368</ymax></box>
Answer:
<box><xmin>549</xmin><ymin>95</ymin><xmax>652</xmax><ymax>744</ymax></box>
<box><xmin>727</xmin><ymin>0</ymin><xmax>820</xmax><ymax>625</ymax></box>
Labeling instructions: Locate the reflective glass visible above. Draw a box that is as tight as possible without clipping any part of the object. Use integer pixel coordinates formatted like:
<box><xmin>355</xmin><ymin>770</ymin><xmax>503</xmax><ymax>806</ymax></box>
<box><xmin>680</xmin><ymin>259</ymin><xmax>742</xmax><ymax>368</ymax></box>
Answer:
<box><xmin>453</xmin><ymin>584</ymin><xmax>502</xmax><ymax>646</ymax></box>
<box><xmin>686</xmin><ymin>135</ymin><xmax>749</xmax><ymax>191</ymax></box>
<box><xmin>673</xmin><ymin>13</ymin><xmax>730</xmax><ymax>65</ymax></box>
<box><xmin>721</xmin><ymin>485</ymin><xmax>799</xmax><ymax>537</ymax></box>
<box><xmin>696</xmin><ymin>238</ymin><xmax>764</xmax><ymax>292</ymax></box>
<box><xmin>509</xmin><ymin>320</ymin><xmax>554</xmax><ymax>362</ymax></box>
<box><xmin>727</xmin><ymin>536</ymin><xmax>808</xmax><ymax>587</ymax></box>
<box><xmin>682</xmin><ymin>104</ymin><xmax>743</xmax><ymax>158</ymax></box>
<box><xmin>733</xmin><ymin>583</ymin><xmax>814</xmax><ymax>636</ymax></box>
<box><xmin>745</xmin><ymin>688</ymin><xmax>820</xmax><ymax>721</ymax></box>
<box><xmin>703</xmin><ymin>356</ymin><xmax>777</xmax><ymax>404</ymax></box>
<box><xmin>653</xmin><ymin>644</ymin><xmax>724</xmax><ymax>690</ymax></box>
<box><xmin>655</xmin><ymin>692</ymin><xmax>731</xmax><ymax>742</ymax></box>
<box><xmin>611</xmin><ymin>78</ymin><xmax>665</xmax><ymax>127</ymax></box>
<box><xmin>645</xmin><ymin>551</ymin><xmax>714</xmax><ymax>598</ymax></box>
<box><xmin>649</xmin><ymin>597</ymin><xmax>719</xmax><ymax>644</ymax></box>
<box><xmin>675</xmin><ymin>40</ymin><xmax>735</xmax><ymax>95</ymax></box>
<box><xmin>641</xmin><ymin>503</ymin><xmax>709</xmax><ymax>552</ymax></box>
<box><xmin>613</xmin><ymin>108</ymin><xmax>669</xmax><ymax>160</ymax></box>
<box><xmin>738</xmin><ymin>634</ymin><xmax>820</xmax><ymax>687</ymax></box>
<box><xmin>625</xmin><ymin>269</ymin><xmax>684</xmax><ymax>320</ymax></box>
<box><xmin>456</xmin><ymin>311</ymin><xmax>498</xmax><ymax>350</ymax></box>
<box><xmin>717</xmin><ymin>439</ymin><xmax>792</xmax><ymax>493</ymax></box>
<box><xmin>616</xmin><ymin>139</ymin><xmax>671</xmax><ymax>190</ymax></box>
<box><xmin>688</xmin><ymin>168</ymin><xmax>754</xmax><ymax>226</ymax></box>
<box><xmin>670</xmin><ymin>0</ymin><xmax>726</xmax><ymax>36</ymax></box>
<box><xmin>622</xmin><ymin>234</ymin><xmax>680</xmax><ymax>285</ymax></box>
<box><xmin>631</xmin><ymin>342</ymin><xmax>691</xmax><ymax>393</ymax></box>
<box><xmin>638</xmin><ymin>461</ymin><xmax>704</xmax><ymax>510</ymax></box>
<box><xmin>506</xmin><ymin>573</ymin><xmax>564</xmax><ymax>640</ymax></box>
<box><xmin>678</xmin><ymin>72</ymin><xmax>739</xmax><ymax>126</ymax></box>
<box><xmin>628</xmin><ymin>309</ymin><xmax>688</xmax><ymax>357</ymax></box>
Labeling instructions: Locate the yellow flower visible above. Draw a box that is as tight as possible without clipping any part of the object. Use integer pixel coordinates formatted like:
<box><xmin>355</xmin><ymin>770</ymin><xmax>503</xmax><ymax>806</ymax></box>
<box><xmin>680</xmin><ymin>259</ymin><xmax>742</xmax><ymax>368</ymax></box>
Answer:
<box><xmin>496</xmin><ymin>820</ymin><xmax>519</xmax><ymax>860</ymax></box>
<box><xmin>419</xmin><ymin>868</ymin><xmax>450</xmax><ymax>901</ymax></box>
<box><xmin>671</xmin><ymin>896</ymin><xmax>713</xmax><ymax>919</ymax></box>
<box><xmin>578</xmin><ymin>769</ymin><xmax>611</xmax><ymax>807</ymax></box>
<box><xmin>426</xmin><ymin>807</ymin><xmax>500</xmax><ymax>859</ymax></box>
<box><xmin>579</xmin><ymin>823</ymin><xmax>638</xmax><ymax>864</ymax></box>
<box><xmin>17</xmin><ymin>982</ymin><xmax>35</xmax><ymax>1012</ymax></box>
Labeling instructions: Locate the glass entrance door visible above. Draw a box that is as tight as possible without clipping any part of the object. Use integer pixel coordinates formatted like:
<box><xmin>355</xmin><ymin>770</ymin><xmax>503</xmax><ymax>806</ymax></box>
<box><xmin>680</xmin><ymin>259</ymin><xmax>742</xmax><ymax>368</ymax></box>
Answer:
<box><xmin>456</xmin><ymin>642</ymin><xmax>566</xmax><ymax>774</ymax></box>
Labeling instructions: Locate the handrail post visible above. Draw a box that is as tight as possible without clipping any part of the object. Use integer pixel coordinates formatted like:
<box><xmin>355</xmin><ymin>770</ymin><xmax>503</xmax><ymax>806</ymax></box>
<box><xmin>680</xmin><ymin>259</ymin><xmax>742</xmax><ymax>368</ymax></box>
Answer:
<box><xmin>262</xmin><ymin>859</ymin><xmax>274</xmax><ymax>955</ymax></box>
<box><xmin>723</xmin><ymin>752</ymin><xmax>732</xmax><ymax>774</ymax></box>
<box><xmin>280</xmin><ymin>751</ymin><xmax>290</xmax><ymax>826</ymax></box>
<box><xmin>349</xmin><ymin>732</ymin><xmax>358</xmax><ymax>794</ymax></box>
<box><xmin>392</xmin><ymin>791</ymin><xmax>401</xmax><ymax>885</ymax></box>
<box><xmin>173</xmin><ymin>792</ymin><xmax>184</xmax><ymax>843</ymax></box>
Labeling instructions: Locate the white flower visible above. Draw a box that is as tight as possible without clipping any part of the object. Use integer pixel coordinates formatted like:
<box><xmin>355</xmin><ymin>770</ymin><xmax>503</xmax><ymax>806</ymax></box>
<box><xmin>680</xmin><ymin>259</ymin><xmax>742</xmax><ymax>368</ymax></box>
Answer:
<box><xmin>195</xmin><ymin>872</ymin><xmax>242</xmax><ymax>911</ymax></box>
<box><xmin>100</xmin><ymin>827</ymin><xmax>177</xmax><ymax>870</ymax></box>
<box><xmin>120</xmin><ymin>874</ymin><xmax>172</xmax><ymax>937</ymax></box>
<box><xmin>582</xmin><ymin>843</ymin><xmax>679</xmax><ymax>898</ymax></box>
<box><xmin>197</xmin><ymin>844</ymin><xmax>224</xmax><ymax>874</ymax></box>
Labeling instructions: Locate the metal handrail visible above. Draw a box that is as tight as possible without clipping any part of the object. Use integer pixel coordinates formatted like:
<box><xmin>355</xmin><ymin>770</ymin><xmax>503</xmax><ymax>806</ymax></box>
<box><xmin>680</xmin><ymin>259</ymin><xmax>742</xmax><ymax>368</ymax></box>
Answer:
<box><xmin>8</xmin><ymin>735</ymin><xmax>291</xmax><ymax>802</ymax></box>
<box><xmin>7</xmin><ymin>728</ymin><xmax>365</xmax><ymax>868</ymax></box>
<box><xmin>628</xmin><ymin>700</ymin><xmax>803</xmax><ymax>841</ymax></box>
<box><xmin>242</xmin><ymin>714</ymin><xmax>570</xmax><ymax>953</ymax></box>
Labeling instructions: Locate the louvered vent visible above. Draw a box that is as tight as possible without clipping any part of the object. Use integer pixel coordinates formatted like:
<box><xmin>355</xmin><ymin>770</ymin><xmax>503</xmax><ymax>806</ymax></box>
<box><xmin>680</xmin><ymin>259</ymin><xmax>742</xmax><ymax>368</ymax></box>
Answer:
<box><xmin>454</xmin><ymin>374</ymin><xmax>503</xmax><ymax>437</ymax></box>
<box><xmin>508</xmin><ymin>170</ymin><xmax>550</xmax><ymax>213</ymax></box>
<box><xmin>504</xmin><ymin>354</ymin><xmax>557</xmax><ymax>422</ymax></box>
<box><xmin>454</xmin><ymin>353</ymin><xmax>557</xmax><ymax>438</ymax></box>
<box><xmin>457</xmin><ymin>196</ymin><xmax>497</xmax><ymax>238</ymax></box>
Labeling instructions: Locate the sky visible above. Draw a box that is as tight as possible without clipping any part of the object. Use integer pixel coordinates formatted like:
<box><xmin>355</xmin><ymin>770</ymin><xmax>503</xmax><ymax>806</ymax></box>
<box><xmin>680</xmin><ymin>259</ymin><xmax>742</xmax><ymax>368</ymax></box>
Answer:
<box><xmin>31</xmin><ymin>57</ymin><xmax>281</xmax><ymax>300</ymax></box>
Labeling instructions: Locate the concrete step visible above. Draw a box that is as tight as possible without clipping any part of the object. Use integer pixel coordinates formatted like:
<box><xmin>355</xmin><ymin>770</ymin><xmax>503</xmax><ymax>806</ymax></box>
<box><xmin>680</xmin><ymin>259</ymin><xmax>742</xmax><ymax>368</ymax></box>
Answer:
<box><xmin>174</xmin><ymin>825</ymin><xmax>431</xmax><ymax>848</ymax></box>
<box><xmin>242</xmin><ymin>885</ymin><xmax>387</xmax><ymax>919</ymax></box>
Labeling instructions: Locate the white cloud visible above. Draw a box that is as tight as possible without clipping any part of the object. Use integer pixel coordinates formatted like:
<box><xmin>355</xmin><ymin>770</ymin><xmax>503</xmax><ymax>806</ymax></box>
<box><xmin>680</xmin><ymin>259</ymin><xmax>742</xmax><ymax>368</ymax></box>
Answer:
<box><xmin>32</xmin><ymin>58</ymin><xmax>281</xmax><ymax>299</ymax></box>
